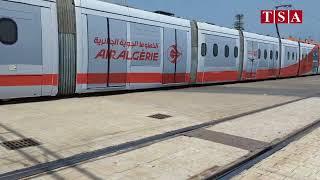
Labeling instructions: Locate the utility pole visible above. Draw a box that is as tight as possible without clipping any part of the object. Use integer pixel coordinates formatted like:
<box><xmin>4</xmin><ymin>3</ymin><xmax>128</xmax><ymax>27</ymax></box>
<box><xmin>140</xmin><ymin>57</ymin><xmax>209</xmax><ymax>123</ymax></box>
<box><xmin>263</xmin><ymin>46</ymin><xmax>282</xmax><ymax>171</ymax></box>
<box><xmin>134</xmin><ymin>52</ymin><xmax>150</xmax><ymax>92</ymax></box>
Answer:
<box><xmin>275</xmin><ymin>5</ymin><xmax>292</xmax><ymax>40</ymax></box>
<box><xmin>235</xmin><ymin>14</ymin><xmax>245</xmax><ymax>80</ymax></box>
<box><xmin>274</xmin><ymin>4</ymin><xmax>292</xmax><ymax>77</ymax></box>
<box><xmin>234</xmin><ymin>14</ymin><xmax>244</xmax><ymax>30</ymax></box>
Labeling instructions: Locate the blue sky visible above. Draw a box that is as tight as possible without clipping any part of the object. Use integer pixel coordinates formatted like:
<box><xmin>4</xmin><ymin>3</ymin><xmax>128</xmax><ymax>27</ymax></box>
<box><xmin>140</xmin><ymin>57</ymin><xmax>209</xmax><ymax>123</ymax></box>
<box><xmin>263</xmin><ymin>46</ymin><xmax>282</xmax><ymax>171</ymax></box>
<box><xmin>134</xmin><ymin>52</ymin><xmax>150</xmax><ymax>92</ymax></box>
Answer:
<box><xmin>126</xmin><ymin>0</ymin><xmax>320</xmax><ymax>41</ymax></box>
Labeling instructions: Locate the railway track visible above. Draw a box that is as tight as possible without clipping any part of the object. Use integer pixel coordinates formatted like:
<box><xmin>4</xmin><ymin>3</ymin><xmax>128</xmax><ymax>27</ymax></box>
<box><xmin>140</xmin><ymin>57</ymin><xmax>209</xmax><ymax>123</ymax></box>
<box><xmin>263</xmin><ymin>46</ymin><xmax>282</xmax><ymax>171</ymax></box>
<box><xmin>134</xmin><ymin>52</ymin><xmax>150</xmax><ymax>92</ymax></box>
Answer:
<box><xmin>0</xmin><ymin>95</ymin><xmax>317</xmax><ymax>180</ymax></box>
<box><xmin>194</xmin><ymin>113</ymin><xmax>320</xmax><ymax>180</ymax></box>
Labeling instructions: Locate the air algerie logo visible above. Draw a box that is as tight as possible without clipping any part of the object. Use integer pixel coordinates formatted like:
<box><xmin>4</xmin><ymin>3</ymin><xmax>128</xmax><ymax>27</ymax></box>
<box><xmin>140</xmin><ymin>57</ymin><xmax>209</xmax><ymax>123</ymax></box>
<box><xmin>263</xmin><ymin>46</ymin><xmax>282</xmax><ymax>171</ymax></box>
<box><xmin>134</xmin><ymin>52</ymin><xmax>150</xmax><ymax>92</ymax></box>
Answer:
<box><xmin>167</xmin><ymin>45</ymin><xmax>182</xmax><ymax>64</ymax></box>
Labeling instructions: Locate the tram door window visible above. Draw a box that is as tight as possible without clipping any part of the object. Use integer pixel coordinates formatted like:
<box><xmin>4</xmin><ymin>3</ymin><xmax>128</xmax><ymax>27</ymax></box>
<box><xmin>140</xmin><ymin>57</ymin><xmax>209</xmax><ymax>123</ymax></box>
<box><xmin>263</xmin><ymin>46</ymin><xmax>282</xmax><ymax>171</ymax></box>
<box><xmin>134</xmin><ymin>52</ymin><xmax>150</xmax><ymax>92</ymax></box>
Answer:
<box><xmin>87</xmin><ymin>15</ymin><xmax>127</xmax><ymax>88</ymax></box>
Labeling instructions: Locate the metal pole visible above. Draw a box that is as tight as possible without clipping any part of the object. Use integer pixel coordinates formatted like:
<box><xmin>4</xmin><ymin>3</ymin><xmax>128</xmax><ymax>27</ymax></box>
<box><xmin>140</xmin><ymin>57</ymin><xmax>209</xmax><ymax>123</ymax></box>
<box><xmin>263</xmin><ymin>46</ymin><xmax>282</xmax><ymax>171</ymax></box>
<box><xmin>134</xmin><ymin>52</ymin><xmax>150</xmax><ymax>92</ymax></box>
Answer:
<box><xmin>275</xmin><ymin>21</ymin><xmax>281</xmax><ymax>39</ymax></box>
<box><xmin>275</xmin><ymin>8</ymin><xmax>282</xmax><ymax>77</ymax></box>
<box><xmin>274</xmin><ymin>4</ymin><xmax>292</xmax><ymax>77</ymax></box>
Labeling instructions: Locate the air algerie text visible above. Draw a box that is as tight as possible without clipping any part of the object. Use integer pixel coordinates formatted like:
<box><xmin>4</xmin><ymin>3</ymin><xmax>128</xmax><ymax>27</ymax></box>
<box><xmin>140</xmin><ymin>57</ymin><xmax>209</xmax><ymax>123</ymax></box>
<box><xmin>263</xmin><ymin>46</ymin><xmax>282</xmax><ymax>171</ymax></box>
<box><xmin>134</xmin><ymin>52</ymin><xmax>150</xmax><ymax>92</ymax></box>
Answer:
<box><xmin>94</xmin><ymin>37</ymin><xmax>160</xmax><ymax>61</ymax></box>
<box><xmin>95</xmin><ymin>49</ymin><xmax>159</xmax><ymax>61</ymax></box>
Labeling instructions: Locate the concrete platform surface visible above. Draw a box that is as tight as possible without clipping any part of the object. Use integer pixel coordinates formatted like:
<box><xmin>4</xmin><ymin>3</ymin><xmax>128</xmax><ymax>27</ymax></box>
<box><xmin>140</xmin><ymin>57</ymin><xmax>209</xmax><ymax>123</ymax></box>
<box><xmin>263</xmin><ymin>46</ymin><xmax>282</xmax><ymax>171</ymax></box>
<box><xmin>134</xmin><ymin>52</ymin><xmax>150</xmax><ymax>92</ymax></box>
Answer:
<box><xmin>0</xmin><ymin>76</ymin><xmax>320</xmax><ymax>179</ymax></box>
<box><xmin>233</xmin><ymin>127</ymin><xmax>320</xmax><ymax>180</ymax></box>
<box><xmin>30</xmin><ymin>96</ymin><xmax>320</xmax><ymax>180</ymax></box>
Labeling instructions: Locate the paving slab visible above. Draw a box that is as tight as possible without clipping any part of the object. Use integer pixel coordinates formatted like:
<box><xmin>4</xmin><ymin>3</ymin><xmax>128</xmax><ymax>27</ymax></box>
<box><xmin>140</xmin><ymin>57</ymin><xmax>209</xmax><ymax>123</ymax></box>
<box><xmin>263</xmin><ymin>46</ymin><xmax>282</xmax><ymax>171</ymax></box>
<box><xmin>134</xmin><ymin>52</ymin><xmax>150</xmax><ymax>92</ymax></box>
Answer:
<box><xmin>30</xmin><ymin>136</ymin><xmax>248</xmax><ymax>180</ymax></box>
<box><xmin>233</xmin><ymin>127</ymin><xmax>320</xmax><ymax>180</ymax></box>
<box><xmin>0</xmin><ymin>76</ymin><xmax>320</xmax><ymax>177</ymax></box>
<box><xmin>207</xmin><ymin>97</ymin><xmax>320</xmax><ymax>143</ymax></box>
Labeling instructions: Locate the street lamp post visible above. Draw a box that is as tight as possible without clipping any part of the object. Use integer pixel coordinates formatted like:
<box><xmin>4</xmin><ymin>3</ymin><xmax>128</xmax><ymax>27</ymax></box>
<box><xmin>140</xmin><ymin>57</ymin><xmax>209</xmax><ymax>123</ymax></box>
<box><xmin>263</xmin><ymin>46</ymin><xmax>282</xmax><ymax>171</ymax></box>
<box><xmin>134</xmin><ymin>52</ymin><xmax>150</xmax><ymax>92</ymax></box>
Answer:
<box><xmin>275</xmin><ymin>4</ymin><xmax>292</xmax><ymax>39</ymax></box>
<box><xmin>274</xmin><ymin>4</ymin><xmax>292</xmax><ymax>77</ymax></box>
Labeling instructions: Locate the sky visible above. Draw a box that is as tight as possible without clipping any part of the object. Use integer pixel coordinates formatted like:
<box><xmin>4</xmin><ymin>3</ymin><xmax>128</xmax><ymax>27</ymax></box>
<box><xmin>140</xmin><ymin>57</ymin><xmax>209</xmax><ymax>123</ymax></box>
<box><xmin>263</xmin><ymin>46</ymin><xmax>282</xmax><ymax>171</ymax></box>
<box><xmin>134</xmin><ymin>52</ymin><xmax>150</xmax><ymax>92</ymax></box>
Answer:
<box><xmin>123</xmin><ymin>0</ymin><xmax>320</xmax><ymax>41</ymax></box>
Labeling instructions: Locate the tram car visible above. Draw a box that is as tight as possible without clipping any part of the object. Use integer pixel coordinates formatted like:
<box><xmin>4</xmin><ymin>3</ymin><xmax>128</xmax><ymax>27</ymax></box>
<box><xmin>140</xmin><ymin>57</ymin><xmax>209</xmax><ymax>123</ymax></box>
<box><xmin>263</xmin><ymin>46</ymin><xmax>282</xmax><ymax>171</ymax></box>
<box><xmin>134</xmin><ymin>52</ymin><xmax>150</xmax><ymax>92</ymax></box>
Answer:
<box><xmin>0</xmin><ymin>0</ymin><xmax>319</xmax><ymax>99</ymax></box>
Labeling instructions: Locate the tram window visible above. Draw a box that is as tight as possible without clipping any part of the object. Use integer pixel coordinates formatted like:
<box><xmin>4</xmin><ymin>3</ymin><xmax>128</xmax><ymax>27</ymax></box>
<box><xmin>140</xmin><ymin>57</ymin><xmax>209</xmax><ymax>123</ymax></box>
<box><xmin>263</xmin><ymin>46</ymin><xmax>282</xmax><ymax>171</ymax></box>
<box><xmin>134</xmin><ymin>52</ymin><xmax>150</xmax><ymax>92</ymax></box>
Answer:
<box><xmin>213</xmin><ymin>43</ymin><xmax>218</xmax><ymax>57</ymax></box>
<box><xmin>292</xmin><ymin>53</ymin><xmax>295</xmax><ymax>60</ymax></box>
<box><xmin>0</xmin><ymin>18</ymin><xmax>18</xmax><ymax>45</ymax></box>
<box><xmin>201</xmin><ymin>43</ymin><xmax>207</xmax><ymax>56</ymax></box>
<box><xmin>234</xmin><ymin>46</ymin><xmax>238</xmax><ymax>58</ymax></box>
<box><xmin>225</xmin><ymin>45</ymin><xmax>229</xmax><ymax>58</ymax></box>
<box><xmin>264</xmin><ymin>50</ymin><xmax>267</xmax><ymax>60</ymax></box>
<box><xmin>275</xmin><ymin>51</ymin><xmax>279</xmax><ymax>60</ymax></box>
<box><xmin>258</xmin><ymin>49</ymin><xmax>261</xmax><ymax>59</ymax></box>
<box><xmin>270</xmin><ymin>50</ymin><xmax>273</xmax><ymax>60</ymax></box>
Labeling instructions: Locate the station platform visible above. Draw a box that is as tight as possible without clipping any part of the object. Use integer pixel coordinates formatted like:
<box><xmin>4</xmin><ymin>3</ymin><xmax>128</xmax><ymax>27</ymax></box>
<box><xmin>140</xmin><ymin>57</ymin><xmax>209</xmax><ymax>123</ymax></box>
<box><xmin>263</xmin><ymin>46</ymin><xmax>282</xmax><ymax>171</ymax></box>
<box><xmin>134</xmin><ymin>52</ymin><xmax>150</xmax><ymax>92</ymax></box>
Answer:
<box><xmin>1</xmin><ymin>76</ymin><xmax>320</xmax><ymax>179</ymax></box>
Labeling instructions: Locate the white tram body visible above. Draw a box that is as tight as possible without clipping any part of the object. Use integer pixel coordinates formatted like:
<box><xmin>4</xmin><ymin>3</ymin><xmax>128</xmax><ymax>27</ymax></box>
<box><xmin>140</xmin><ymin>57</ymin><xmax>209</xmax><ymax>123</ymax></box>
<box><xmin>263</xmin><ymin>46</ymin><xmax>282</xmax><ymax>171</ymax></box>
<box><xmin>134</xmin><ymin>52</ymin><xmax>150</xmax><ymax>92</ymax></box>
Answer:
<box><xmin>0</xmin><ymin>0</ymin><xmax>59</xmax><ymax>99</ymax></box>
<box><xmin>0</xmin><ymin>0</ymin><xmax>319</xmax><ymax>99</ymax></box>
<box><xmin>76</xmin><ymin>0</ymin><xmax>191</xmax><ymax>93</ymax></box>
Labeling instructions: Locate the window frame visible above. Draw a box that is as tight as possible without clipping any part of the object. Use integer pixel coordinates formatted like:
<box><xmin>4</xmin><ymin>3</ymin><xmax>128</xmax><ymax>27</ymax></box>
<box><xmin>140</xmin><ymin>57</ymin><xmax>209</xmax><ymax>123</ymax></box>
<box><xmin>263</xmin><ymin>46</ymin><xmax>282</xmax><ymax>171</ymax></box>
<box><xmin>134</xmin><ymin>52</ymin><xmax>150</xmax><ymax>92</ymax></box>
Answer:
<box><xmin>213</xmin><ymin>43</ymin><xmax>218</xmax><ymax>57</ymax></box>
<box><xmin>201</xmin><ymin>43</ymin><xmax>207</xmax><ymax>57</ymax></box>
<box><xmin>234</xmin><ymin>46</ymin><xmax>238</xmax><ymax>58</ymax></box>
<box><xmin>224</xmin><ymin>45</ymin><xmax>229</xmax><ymax>58</ymax></box>
<box><xmin>292</xmin><ymin>52</ymin><xmax>295</xmax><ymax>61</ymax></box>
<box><xmin>0</xmin><ymin>18</ymin><xmax>18</xmax><ymax>45</ymax></box>
<box><xmin>264</xmin><ymin>49</ymin><xmax>267</xmax><ymax>60</ymax></box>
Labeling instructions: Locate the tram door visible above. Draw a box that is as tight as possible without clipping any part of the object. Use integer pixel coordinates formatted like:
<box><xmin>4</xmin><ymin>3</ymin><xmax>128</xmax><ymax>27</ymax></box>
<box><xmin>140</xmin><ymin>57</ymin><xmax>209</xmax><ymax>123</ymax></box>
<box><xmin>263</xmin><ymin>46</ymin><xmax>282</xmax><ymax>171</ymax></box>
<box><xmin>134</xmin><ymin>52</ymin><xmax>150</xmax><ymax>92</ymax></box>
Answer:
<box><xmin>108</xmin><ymin>19</ymin><xmax>127</xmax><ymax>87</ymax></box>
<box><xmin>0</xmin><ymin>1</ymin><xmax>43</xmax><ymax>99</ymax></box>
<box><xmin>163</xmin><ymin>28</ymin><xmax>188</xmax><ymax>84</ymax></box>
<box><xmin>269</xmin><ymin>45</ymin><xmax>278</xmax><ymax>77</ymax></box>
<box><xmin>245</xmin><ymin>41</ymin><xmax>259</xmax><ymax>79</ymax></box>
<box><xmin>87</xmin><ymin>15</ymin><xmax>127</xmax><ymax>89</ymax></box>
<box><xmin>312</xmin><ymin>47</ymin><xmax>319</xmax><ymax>74</ymax></box>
